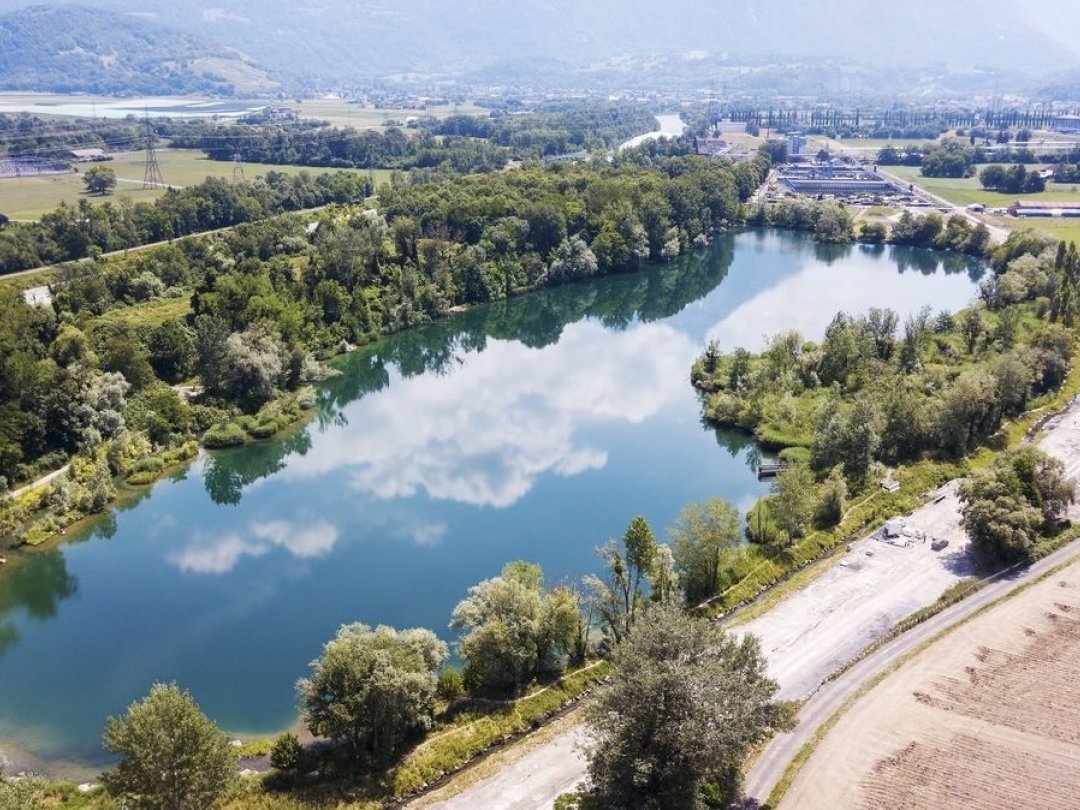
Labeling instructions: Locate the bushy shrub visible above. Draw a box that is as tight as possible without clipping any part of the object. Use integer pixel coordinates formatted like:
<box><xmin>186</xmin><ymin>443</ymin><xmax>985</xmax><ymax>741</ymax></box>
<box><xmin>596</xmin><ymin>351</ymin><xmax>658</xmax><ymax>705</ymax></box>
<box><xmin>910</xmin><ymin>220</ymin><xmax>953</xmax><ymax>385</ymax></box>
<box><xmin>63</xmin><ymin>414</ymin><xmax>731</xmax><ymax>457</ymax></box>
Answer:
<box><xmin>437</xmin><ymin>667</ymin><xmax>465</xmax><ymax>702</ymax></box>
<box><xmin>130</xmin><ymin>455</ymin><xmax>165</xmax><ymax>474</ymax></box>
<box><xmin>202</xmin><ymin>423</ymin><xmax>247</xmax><ymax>448</ymax></box>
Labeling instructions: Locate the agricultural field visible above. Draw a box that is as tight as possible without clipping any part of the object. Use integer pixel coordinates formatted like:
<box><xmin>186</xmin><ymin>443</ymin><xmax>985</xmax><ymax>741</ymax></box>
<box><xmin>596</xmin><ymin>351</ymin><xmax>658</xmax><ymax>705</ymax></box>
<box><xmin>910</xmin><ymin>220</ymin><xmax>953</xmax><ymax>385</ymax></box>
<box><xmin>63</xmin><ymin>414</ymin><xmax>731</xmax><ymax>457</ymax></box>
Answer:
<box><xmin>985</xmin><ymin>214</ymin><xmax>1080</xmax><ymax>247</ymax></box>
<box><xmin>886</xmin><ymin>164</ymin><xmax>1080</xmax><ymax>207</ymax></box>
<box><xmin>806</xmin><ymin>136</ymin><xmax>942</xmax><ymax>156</ymax></box>
<box><xmin>781</xmin><ymin>556</ymin><xmax>1080</xmax><ymax>810</ymax></box>
<box><xmin>0</xmin><ymin>149</ymin><xmax>392</xmax><ymax>220</ymax></box>
<box><xmin>290</xmin><ymin>97</ymin><xmax>489</xmax><ymax>129</ymax></box>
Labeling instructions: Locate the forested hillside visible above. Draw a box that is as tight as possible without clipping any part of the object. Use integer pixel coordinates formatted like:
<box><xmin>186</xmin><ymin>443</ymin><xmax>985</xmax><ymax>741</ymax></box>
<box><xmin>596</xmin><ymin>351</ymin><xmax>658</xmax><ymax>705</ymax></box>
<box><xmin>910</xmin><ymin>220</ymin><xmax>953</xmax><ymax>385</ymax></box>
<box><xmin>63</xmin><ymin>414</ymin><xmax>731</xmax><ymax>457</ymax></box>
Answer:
<box><xmin>0</xmin><ymin>5</ymin><xmax>276</xmax><ymax>95</ymax></box>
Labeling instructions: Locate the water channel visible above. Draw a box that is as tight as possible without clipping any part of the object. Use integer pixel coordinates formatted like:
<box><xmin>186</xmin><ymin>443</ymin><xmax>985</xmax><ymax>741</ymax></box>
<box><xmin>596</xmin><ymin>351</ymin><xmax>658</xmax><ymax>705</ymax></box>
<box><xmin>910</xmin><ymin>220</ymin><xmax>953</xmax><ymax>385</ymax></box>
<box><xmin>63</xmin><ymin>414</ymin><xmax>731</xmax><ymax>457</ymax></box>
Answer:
<box><xmin>0</xmin><ymin>229</ymin><xmax>983</xmax><ymax>776</ymax></box>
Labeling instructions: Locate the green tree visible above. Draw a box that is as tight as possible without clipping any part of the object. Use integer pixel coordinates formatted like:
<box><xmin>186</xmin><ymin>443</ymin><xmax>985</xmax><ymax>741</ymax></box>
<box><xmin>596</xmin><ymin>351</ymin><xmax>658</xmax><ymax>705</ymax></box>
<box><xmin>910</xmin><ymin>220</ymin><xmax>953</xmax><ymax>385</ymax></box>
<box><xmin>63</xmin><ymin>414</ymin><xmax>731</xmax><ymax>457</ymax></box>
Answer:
<box><xmin>297</xmin><ymin>623</ymin><xmax>447</xmax><ymax>765</ymax></box>
<box><xmin>222</xmin><ymin>325</ymin><xmax>287</xmax><ymax>413</ymax></box>
<box><xmin>959</xmin><ymin>447</ymin><xmax>1075</xmax><ymax>561</ymax></box>
<box><xmin>933</xmin><ymin>368</ymin><xmax>999</xmax><ymax>455</ymax></box>
<box><xmin>583</xmin><ymin>516</ymin><xmax>658</xmax><ymax>645</ymax></box>
<box><xmin>812</xmin><ymin>203</ymin><xmax>854</xmax><ymax>244</ymax></box>
<box><xmin>450</xmin><ymin>561</ymin><xmax>581</xmax><ymax>694</ymax></box>
<box><xmin>0</xmin><ymin>767</ymin><xmax>46</xmax><ymax>809</ymax></box>
<box><xmin>978</xmin><ymin>164</ymin><xmax>1007</xmax><ymax>191</ymax></box>
<box><xmin>816</xmin><ymin>465</ymin><xmax>848</xmax><ymax>526</ymax></box>
<box><xmin>859</xmin><ymin>220</ymin><xmax>888</xmax><ymax>243</ymax></box>
<box><xmin>269</xmin><ymin>732</ymin><xmax>306</xmax><ymax>780</ymax></box>
<box><xmin>583</xmin><ymin>603</ymin><xmax>791</xmax><ymax>809</ymax></box>
<box><xmin>99</xmin><ymin>325</ymin><xmax>155</xmax><ymax>390</ymax></box>
<box><xmin>102</xmin><ymin>682</ymin><xmax>236</xmax><ymax>810</ymax></box>
<box><xmin>818</xmin><ymin>312</ymin><xmax>868</xmax><ymax>387</ymax></box>
<box><xmin>670</xmin><ymin>497</ymin><xmax>741</xmax><ymax>604</ymax></box>
<box><xmin>436</xmin><ymin>666</ymin><xmax>465</xmax><ymax>702</ymax></box>
<box><xmin>812</xmin><ymin>396</ymin><xmax>879</xmax><ymax>484</ymax></box>
<box><xmin>148</xmin><ymin>320</ymin><xmax>196</xmax><ymax>384</ymax></box>
<box><xmin>83</xmin><ymin>166</ymin><xmax>117</xmax><ymax>195</ymax></box>
<box><xmin>772</xmin><ymin>461</ymin><xmax>816</xmax><ymax>542</ymax></box>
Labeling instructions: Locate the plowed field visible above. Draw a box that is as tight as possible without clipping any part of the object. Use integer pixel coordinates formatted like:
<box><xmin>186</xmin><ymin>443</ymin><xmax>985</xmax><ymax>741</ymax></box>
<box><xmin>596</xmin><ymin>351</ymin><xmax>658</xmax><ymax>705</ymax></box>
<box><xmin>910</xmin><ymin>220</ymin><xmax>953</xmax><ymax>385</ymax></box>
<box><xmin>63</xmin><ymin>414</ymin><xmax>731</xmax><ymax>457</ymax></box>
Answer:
<box><xmin>782</xmin><ymin>562</ymin><xmax>1080</xmax><ymax>809</ymax></box>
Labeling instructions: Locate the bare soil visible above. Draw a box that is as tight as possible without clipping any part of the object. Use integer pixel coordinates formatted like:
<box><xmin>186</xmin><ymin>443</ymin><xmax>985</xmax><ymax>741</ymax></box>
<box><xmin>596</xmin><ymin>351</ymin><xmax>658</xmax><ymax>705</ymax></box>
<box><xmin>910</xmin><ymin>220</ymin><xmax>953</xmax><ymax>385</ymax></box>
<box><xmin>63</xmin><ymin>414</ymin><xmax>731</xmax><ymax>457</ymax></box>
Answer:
<box><xmin>737</xmin><ymin>479</ymin><xmax>975</xmax><ymax>700</ymax></box>
<box><xmin>782</xmin><ymin>561</ymin><xmax>1080</xmax><ymax>810</ymax></box>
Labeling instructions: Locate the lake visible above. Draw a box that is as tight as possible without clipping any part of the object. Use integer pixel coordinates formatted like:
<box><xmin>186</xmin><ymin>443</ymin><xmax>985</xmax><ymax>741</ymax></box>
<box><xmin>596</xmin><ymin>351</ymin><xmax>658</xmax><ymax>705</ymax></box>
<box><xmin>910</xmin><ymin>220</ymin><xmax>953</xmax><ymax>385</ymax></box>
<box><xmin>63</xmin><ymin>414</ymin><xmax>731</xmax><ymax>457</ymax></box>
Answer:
<box><xmin>0</xmin><ymin>229</ymin><xmax>983</xmax><ymax>777</ymax></box>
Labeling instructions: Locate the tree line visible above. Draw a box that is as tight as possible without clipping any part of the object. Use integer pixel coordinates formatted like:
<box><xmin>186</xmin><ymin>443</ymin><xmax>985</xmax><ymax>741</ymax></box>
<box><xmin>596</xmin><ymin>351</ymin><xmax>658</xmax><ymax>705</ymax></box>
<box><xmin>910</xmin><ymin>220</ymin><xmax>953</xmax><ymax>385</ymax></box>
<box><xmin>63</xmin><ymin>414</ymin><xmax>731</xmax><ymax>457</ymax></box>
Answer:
<box><xmin>0</xmin><ymin>170</ymin><xmax>375</xmax><ymax>275</ymax></box>
<box><xmin>694</xmin><ymin>104</ymin><xmax>1072</xmax><ymax>140</ymax></box>
<box><xmin>170</xmin><ymin>123</ymin><xmax>509</xmax><ymax>174</ymax></box>
<box><xmin>168</xmin><ymin>102</ymin><xmax>659</xmax><ymax>173</ymax></box>
<box><xmin>431</xmin><ymin>102</ymin><xmax>658</xmax><ymax>156</ymax></box>
<box><xmin>752</xmin><ymin>199</ymin><xmax>992</xmax><ymax>254</ymax></box>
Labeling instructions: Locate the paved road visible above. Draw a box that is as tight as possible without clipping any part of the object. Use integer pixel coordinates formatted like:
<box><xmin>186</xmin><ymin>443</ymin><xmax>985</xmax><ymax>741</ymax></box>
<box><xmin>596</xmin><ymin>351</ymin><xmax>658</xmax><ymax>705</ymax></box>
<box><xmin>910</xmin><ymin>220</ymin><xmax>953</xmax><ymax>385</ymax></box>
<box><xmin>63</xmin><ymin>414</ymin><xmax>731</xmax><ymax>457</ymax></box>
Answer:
<box><xmin>742</xmin><ymin>538</ymin><xmax>1080</xmax><ymax>804</ymax></box>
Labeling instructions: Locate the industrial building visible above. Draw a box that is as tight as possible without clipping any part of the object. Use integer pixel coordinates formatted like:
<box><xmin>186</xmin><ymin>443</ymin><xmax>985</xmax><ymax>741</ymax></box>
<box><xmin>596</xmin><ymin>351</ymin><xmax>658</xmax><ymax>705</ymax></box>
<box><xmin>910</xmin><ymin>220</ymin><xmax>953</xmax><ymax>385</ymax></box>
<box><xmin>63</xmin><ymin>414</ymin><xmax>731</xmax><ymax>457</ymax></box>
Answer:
<box><xmin>1053</xmin><ymin>115</ymin><xmax>1080</xmax><ymax>134</ymax></box>
<box><xmin>1007</xmin><ymin>200</ymin><xmax>1080</xmax><ymax>218</ymax></box>
<box><xmin>777</xmin><ymin>163</ymin><xmax>903</xmax><ymax>197</ymax></box>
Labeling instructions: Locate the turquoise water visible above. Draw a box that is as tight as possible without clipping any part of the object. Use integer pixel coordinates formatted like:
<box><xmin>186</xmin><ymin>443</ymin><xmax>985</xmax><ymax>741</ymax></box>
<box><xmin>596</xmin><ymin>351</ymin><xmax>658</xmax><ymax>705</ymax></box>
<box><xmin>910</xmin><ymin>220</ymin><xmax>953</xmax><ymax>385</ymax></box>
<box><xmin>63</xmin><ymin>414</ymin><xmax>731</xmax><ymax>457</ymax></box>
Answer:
<box><xmin>0</xmin><ymin>230</ymin><xmax>982</xmax><ymax>775</ymax></box>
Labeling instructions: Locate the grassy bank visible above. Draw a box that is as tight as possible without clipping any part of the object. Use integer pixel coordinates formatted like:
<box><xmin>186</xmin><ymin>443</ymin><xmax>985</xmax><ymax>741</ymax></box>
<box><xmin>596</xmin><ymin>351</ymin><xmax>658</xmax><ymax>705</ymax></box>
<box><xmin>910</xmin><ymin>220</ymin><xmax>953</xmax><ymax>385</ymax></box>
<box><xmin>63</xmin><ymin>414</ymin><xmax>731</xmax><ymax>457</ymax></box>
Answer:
<box><xmin>390</xmin><ymin>661</ymin><xmax>608</xmax><ymax>801</ymax></box>
<box><xmin>701</xmin><ymin>459</ymin><xmax>961</xmax><ymax>619</ymax></box>
<box><xmin>0</xmin><ymin>150</ymin><xmax>387</xmax><ymax>220</ymax></box>
<box><xmin>2</xmin><ymin>385</ymin><xmax>319</xmax><ymax>550</ymax></box>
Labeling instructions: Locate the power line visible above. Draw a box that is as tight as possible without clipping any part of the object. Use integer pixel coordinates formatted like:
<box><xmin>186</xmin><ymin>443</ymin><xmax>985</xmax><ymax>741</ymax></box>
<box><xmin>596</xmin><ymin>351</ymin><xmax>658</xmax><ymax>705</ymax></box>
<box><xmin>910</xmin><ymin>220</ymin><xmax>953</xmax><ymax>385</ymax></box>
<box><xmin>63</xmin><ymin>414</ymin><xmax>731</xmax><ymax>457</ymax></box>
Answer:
<box><xmin>142</xmin><ymin>112</ymin><xmax>165</xmax><ymax>190</ymax></box>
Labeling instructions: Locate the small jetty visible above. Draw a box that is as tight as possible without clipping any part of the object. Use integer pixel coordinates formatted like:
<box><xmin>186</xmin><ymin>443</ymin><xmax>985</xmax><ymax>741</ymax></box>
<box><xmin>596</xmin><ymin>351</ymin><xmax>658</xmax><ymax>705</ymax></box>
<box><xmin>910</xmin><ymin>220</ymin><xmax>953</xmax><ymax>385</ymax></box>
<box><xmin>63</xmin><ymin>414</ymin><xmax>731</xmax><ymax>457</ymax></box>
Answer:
<box><xmin>757</xmin><ymin>463</ymin><xmax>786</xmax><ymax>480</ymax></box>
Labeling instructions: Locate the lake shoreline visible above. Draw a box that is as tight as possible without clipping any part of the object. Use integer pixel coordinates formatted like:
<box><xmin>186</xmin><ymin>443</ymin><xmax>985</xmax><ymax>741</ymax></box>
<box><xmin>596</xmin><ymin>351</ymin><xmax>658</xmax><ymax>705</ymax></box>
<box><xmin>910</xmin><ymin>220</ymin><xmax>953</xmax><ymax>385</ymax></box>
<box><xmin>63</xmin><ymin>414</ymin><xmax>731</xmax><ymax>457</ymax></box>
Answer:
<box><xmin>0</xmin><ymin>228</ymin><xmax>990</xmax><ymax>777</ymax></box>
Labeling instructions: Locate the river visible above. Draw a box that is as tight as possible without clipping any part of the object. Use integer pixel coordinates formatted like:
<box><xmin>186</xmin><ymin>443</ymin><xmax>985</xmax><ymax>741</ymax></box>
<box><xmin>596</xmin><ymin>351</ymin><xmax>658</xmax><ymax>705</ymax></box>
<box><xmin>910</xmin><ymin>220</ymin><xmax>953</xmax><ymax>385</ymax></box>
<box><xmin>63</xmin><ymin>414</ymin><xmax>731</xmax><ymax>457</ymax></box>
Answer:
<box><xmin>618</xmin><ymin>114</ymin><xmax>686</xmax><ymax>151</ymax></box>
<box><xmin>0</xmin><ymin>230</ymin><xmax>983</xmax><ymax>777</ymax></box>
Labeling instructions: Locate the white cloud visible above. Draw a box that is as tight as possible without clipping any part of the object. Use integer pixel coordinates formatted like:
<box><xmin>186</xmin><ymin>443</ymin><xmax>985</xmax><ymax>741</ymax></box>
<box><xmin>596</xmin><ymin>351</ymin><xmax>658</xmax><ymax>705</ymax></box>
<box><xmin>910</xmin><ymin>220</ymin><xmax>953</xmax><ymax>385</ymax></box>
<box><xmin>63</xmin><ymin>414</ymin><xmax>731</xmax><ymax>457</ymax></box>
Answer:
<box><xmin>406</xmin><ymin>522</ymin><xmax>448</xmax><ymax>548</ymax></box>
<box><xmin>280</xmin><ymin>320</ymin><xmax>696</xmax><ymax>508</ymax></box>
<box><xmin>251</xmin><ymin>520</ymin><xmax>340</xmax><ymax>558</ymax></box>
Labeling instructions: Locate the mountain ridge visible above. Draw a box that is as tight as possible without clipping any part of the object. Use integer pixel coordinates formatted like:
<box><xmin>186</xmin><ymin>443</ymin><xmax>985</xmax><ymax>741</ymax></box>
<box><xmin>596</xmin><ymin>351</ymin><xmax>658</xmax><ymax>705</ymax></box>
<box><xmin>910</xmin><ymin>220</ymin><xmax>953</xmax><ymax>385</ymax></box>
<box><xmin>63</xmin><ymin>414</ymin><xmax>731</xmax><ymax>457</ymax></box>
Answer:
<box><xmin>0</xmin><ymin>1</ymin><xmax>1076</xmax><ymax>92</ymax></box>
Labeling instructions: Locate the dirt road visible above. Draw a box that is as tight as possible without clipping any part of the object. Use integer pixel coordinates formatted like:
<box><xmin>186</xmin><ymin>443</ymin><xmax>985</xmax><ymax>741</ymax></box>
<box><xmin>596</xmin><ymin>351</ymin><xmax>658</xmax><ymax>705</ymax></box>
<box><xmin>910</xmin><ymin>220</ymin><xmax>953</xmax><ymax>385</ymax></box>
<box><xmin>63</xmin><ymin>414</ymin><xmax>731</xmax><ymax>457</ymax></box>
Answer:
<box><xmin>738</xmin><ymin>480</ymin><xmax>973</xmax><ymax>701</ymax></box>
<box><xmin>421</xmin><ymin>483</ymin><xmax>982</xmax><ymax>810</ymax></box>
<box><xmin>8</xmin><ymin>463</ymin><xmax>71</xmax><ymax>500</ymax></box>
<box><xmin>418</xmin><ymin>721</ymin><xmax>589</xmax><ymax>810</ymax></box>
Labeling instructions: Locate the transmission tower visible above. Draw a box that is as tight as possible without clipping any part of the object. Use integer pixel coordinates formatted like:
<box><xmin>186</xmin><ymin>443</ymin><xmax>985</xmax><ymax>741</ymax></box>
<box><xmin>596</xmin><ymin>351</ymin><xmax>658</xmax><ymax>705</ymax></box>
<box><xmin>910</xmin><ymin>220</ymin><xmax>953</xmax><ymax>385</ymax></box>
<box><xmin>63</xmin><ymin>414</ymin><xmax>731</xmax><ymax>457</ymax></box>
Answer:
<box><xmin>232</xmin><ymin>152</ymin><xmax>245</xmax><ymax>181</ymax></box>
<box><xmin>142</xmin><ymin>112</ymin><xmax>164</xmax><ymax>189</ymax></box>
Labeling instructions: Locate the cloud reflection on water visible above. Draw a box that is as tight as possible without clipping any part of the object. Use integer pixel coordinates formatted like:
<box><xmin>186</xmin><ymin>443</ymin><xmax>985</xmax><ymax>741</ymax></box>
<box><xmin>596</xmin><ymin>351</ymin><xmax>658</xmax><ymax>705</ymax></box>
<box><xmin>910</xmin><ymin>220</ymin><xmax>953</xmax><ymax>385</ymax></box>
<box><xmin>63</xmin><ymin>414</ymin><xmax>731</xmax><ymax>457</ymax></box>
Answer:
<box><xmin>706</xmin><ymin>257</ymin><xmax>977</xmax><ymax>352</ymax></box>
<box><xmin>281</xmin><ymin>319</ymin><xmax>698</xmax><ymax>508</ymax></box>
<box><xmin>171</xmin><ymin>519</ymin><xmax>341</xmax><ymax>574</ymax></box>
